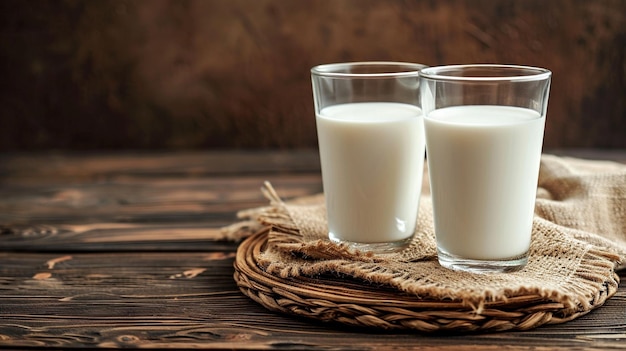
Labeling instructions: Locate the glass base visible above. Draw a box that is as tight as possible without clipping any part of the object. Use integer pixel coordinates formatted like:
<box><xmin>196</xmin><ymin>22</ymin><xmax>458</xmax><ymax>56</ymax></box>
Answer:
<box><xmin>328</xmin><ymin>233</ymin><xmax>413</xmax><ymax>254</ymax></box>
<box><xmin>437</xmin><ymin>248</ymin><xmax>528</xmax><ymax>273</ymax></box>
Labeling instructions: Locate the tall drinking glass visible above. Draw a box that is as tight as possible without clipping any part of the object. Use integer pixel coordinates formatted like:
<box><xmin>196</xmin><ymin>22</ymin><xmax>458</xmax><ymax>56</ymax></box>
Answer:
<box><xmin>311</xmin><ymin>62</ymin><xmax>427</xmax><ymax>252</ymax></box>
<box><xmin>420</xmin><ymin>64</ymin><xmax>552</xmax><ymax>272</ymax></box>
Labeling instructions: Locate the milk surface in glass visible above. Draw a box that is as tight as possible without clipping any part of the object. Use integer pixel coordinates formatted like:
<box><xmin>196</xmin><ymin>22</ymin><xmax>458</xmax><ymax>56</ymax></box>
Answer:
<box><xmin>424</xmin><ymin>105</ymin><xmax>545</xmax><ymax>260</ymax></box>
<box><xmin>316</xmin><ymin>102</ymin><xmax>425</xmax><ymax>244</ymax></box>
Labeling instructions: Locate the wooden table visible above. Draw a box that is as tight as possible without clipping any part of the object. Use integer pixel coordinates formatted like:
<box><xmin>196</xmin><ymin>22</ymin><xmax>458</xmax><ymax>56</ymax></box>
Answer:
<box><xmin>1</xmin><ymin>150</ymin><xmax>624</xmax><ymax>350</ymax></box>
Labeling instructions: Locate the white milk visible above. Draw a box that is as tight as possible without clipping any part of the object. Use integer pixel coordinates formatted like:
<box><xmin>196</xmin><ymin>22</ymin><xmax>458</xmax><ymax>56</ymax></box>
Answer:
<box><xmin>424</xmin><ymin>105</ymin><xmax>545</xmax><ymax>260</ymax></box>
<box><xmin>316</xmin><ymin>102</ymin><xmax>425</xmax><ymax>243</ymax></box>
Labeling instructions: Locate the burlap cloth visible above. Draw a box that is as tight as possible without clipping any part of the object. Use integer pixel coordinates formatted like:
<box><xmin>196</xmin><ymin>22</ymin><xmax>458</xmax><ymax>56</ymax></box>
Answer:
<box><xmin>225</xmin><ymin>154</ymin><xmax>626</xmax><ymax>315</ymax></box>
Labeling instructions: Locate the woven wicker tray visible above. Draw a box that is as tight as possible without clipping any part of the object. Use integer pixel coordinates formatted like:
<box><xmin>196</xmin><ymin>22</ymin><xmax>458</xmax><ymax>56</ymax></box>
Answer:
<box><xmin>234</xmin><ymin>228</ymin><xmax>620</xmax><ymax>333</ymax></box>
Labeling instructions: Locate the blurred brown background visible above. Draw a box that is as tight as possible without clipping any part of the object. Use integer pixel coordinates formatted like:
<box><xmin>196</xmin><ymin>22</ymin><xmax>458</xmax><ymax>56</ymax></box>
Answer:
<box><xmin>1</xmin><ymin>0</ymin><xmax>624</xmax><ymax>151</ymax></box>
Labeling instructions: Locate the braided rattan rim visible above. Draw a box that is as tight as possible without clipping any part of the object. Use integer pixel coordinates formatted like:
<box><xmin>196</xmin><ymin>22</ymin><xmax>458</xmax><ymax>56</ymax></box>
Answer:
<box><xmin>234</xmin><ymin>228</ymin><xmax>620</xmax><ymax>332</ymax></box>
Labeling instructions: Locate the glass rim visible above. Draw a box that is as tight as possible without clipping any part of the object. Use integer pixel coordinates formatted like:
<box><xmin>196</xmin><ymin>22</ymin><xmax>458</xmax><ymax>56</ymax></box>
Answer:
<box><xmin>419</xmin><ymin>64</ymin><xmax>552</xmax><ymax>82</ymax></box>
<box><xmin>311</xmin><ymin>61</ymin><xmax>427</xmax><ymax>78</ymax></box>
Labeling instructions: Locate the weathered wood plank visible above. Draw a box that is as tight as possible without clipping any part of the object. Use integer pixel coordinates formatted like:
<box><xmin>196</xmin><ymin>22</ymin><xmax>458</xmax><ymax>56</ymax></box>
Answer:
<box><xmin>0</xmin><ymin>224</ymin><xmax>239</xmax><ymax>252</ymax></box>
<box><xmin>0</xmin><ymin>252</ymin><xmax>624</xmax><ymax>350</ymax></box>
<box><xmin>0</xmin><ymin>152</ymin><xmax>323</xmax><ymax>252</ymax></box>
<box><xmin>0</xmin><ymin>150</ymin><xmax>321</xmax><ymax>179</ymax></box>
<box><xmin>0</xmin><ymin>172</ymin><xmax>321</xmax><ymax>221</ymax></box>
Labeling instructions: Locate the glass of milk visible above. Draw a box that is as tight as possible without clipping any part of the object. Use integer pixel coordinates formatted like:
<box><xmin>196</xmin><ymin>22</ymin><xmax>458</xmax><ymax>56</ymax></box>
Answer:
<box><xmin>420</xmin><ymin>64</ymin><xmax>552</xmax><ymax>273</ymax></box>
<box><xmin>311</xmin><ymin>62</ymin><xmax>427</xmax><ymax>253</ymax></box>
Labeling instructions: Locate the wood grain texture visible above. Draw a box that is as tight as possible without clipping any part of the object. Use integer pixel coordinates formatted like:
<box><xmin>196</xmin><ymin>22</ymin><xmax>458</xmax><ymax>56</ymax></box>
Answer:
<box><xmin>0</xmin><ymin>1</ymin><xmax>625</xmax><ymax>151</ymax></box>
<box><xmin>0</xmin><ymin>150</ymin><xmax>625</xmax><ymax>350</ymax></box>
<box><xmin>0</xmin><ymin>251</ymin><xmax>624</xmax><ymax>350</ymax></box>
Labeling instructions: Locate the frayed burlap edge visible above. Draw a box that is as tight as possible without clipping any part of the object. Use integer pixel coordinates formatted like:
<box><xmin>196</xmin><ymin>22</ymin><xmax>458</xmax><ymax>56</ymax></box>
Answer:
<box><xmin>257</xmin><ymin>181</ymin><xmax>400</xmax><ymax>263</ymax></box>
